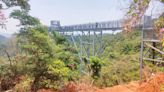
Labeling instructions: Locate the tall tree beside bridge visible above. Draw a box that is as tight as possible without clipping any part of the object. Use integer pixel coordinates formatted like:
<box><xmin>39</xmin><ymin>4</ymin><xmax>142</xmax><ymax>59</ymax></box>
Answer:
<box><xmin>0</xmin><ymin>0</ymin><xmax>30</xmax><ymax>29</ymax></box>
<box><xmin>124</xmin><ymin>0</ymin><xmax>164</xmax><ymax>32</ymax></box>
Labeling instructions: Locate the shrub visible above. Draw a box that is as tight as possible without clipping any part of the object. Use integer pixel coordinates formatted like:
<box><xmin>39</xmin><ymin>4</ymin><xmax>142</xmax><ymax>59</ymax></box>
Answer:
<box><xmin>40</xmin><ymin>60</ymin><xmax>70</xmax><ymax>89</ymax></box>
<box><xmin>90</xmin><ymin>57</ymin><xmax>103</xmax><ymax>79</ymax></box>
<box><xmin>95</xmin><ymin>55</ymin><xmax>140</xmax><ymax>87</ymax></box>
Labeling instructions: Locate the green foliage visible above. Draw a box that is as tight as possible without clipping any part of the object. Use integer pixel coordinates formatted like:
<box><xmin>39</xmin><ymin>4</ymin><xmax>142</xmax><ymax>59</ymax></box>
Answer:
<box><xmin>1</xmin><ymin>0</ymin><xmax>30</xmax><ymax>10</ymax></box>
<box><xmin>50</xmin><ymin>32</ymin><xmax>80</xmax><ymax>81</ymax></box>
<box><xmin>15</xmin><ymin>23</ymin><xmax>80</xmax><ymax>90</ymax></box>
<box><xmin>8</xmin><ymin>17</ymin><xmax>80</xmax><ymax>90</ymax></box>
<box><xmin>10</xmin><ymin>10</ymin><xmax>40</xmax><ymax>26</ymax></box>
<box><xmin>47</xmin><ymin>60</ymin><xmax>70</xmax><ymax>79</ymax></box>
<box><xmin>133</xmin><ymin>0</ymin><xmax>138</xmax><ymax>3</ymax></box>
<box><xmin>100</xmin><ymin>31</ymin><xmax>140</xmax><ymax>60</ymax></box>
<box><xmin>0</xmin><ymin>61</ymin><xmax>31</xmax><ymax>91</ymax></box>
<box><xmin>121</xmin><ymin>42</ymin><xmax>133</xmax><ymax>54</ymax></box>
<box><xmin>95</xmin><ymin>55</ymin><xmax>140</xmax><ymax>87</ymax></box>
<box><xmin>51</xmin><ymin>32</ymin><xmax>67</xmax><ymax>45</ymax></box>
<box><xmin>90</xmin><ymin>57</ymin><xmax>103</xmax><ymax>78</ymax></box>
<box><xmin>154</xmin><ymin>13</ymin><xmax>164</xmax><ymax>36</ymax></box>
<box><xmin>20</xmin><ymin>26</ymin><xmax>55</xmax><ymax>56</ymax></box>
<box><xmin>94</xmin><ymin>31</ymin><xmax>141</xmax><ymax>87</ymax></box>
<box><xmin>44</xmin><ymin>60</ymin><xmax>70</xmax><ymax>89</ymax></box>
<box><xmin>56</xmin><ymin>51</ymin><xmax>79</xmax><ymax>69</ymax></box>
<box><xmin>17</xmin><ymin>26</ymin><xmax>58</xmax><ymax>90</ymax></box>
<box><xmin>14</xmin><ymin>75</ymin><xmax>32</xmax><ymax>92</ymax></box>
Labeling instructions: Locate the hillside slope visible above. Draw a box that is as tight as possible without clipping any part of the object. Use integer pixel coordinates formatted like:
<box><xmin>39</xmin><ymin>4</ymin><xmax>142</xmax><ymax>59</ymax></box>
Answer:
<box><xmin>0</xmin><ymin>35</ymin><xmax>7</xmax><ymax>41</ymax></box>
<box><xmin>0</xmin><ymin>35</ymin><xmax>8</xmax><ymax>45</ymax></box>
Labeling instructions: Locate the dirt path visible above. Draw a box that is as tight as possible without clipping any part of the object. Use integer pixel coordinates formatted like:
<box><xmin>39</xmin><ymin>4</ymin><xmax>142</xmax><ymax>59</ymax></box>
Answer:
<box><xmin>96</xmin><ymin>82</ymin><xmax>139</xmax><ymax>92</ymax></box>
<box><xmin>38</xmin><ymin>73</ymin><xmax>164</xmax><ymax>92</ymax></box>
<box><xmin>96</xmin><ymin>73</ymin><xmax>164</xmax><ymax>92</ymax></box>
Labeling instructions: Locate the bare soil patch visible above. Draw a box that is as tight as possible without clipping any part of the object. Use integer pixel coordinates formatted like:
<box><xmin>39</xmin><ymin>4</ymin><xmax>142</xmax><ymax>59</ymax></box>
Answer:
<box><xmin>38</xmin><ymin>73</ymin><xmax>164</xmax><ymax>92</ymax></box>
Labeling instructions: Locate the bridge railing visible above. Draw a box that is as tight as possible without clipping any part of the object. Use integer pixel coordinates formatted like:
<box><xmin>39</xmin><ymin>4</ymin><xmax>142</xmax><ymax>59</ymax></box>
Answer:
<box><xmin>49</xmin><ymin>16</ymin><xmax>153</xmax><ymax>33</ymax></box>
<box><xmin>60</xmin><ymin>20</ymin><xmax>123</xmax><ymax>31</ymax></box>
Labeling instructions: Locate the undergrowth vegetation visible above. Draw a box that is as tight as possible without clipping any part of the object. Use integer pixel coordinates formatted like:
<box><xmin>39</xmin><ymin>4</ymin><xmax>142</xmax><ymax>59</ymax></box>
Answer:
<box><xmin>1</xmin><ymin>28</ymin><xmax>163</xmax><ymax>91</ymax></box>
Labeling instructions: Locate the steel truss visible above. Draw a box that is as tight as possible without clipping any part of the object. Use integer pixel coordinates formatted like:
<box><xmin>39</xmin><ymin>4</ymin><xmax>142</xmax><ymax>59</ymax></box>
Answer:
<box><xmin>63</xmin><ymin>30</ymin><xmax>104</xmax><ymax>60</ymax></box>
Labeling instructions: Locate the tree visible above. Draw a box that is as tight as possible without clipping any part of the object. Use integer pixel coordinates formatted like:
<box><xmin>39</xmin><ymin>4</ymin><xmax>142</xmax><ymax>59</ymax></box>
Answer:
<box><xmin>9</xmin><ymin>8</ymin><xmax>81</xmax><ymax>91</ymax></box>
<box><xmin>51</xmin><ymin>31</ymin><xmax>67</xmax><ymax>45</ymax></box>
<box><xmin>0</xmin><ymin>0</ymin><xmax>30</xmax><ymax>29</ymax></box>
<box><xmin>154</xmin><ymin>13</ymin><xmax>164</xmax><ymax>32</ymax></box>
<box><xmin>15</xmin><ymin>24</ymin><xmax>71</xmax><ymax>91</ymax></box>
<box><xmin>124</xmin><ymin>0</ymin><xmax>164</xmax><ymax>32</ymax></box>
<box><xmin>90</xmin><ymin>57</ymin><xmax>103</xmax><ymax>78</ymax></box>
<box><xmin>46</xmin><ymin>60</ymin><xmax>70</xmax><ymax>89</ymax></box>
<box><xmin>0</xmin><ymin>0</ymin><xmax>30</xmax><ymax>10</ymax></box>
<box><xmin>10</xmin><ymin>10</ymin><xmax>40</xmax><ymax>27</ymax></box>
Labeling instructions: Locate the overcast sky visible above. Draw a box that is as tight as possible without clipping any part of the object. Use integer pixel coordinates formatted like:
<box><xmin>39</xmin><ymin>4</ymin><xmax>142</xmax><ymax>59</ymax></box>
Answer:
<box><xmin>29</xmin><ymin>0</ymin><xmax>127</xmax><ymax>25</ymax></box>
<box><xmin>0</xmin><ymin>0</ymin><xmax>163</xmax><ymax>35</ymax></box>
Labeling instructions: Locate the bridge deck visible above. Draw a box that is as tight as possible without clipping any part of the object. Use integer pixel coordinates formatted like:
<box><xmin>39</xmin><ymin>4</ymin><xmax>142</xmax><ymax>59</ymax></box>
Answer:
<box><xmin>59</xmin><ymin>20</ymin><xmax>123</xmax><ymax>31</ymax></box>
<box><xmin>49</xmin><ymin>16</ymin><xmax>153</xmax><ymax>32</ymax></box>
